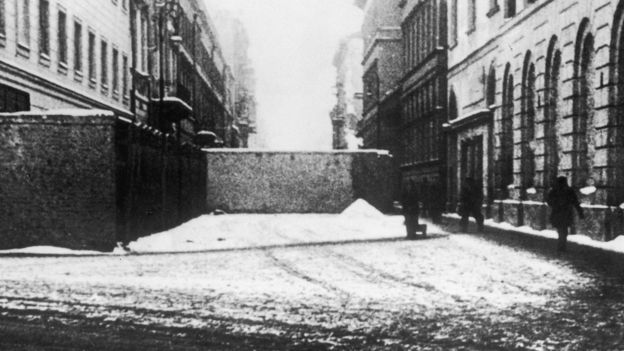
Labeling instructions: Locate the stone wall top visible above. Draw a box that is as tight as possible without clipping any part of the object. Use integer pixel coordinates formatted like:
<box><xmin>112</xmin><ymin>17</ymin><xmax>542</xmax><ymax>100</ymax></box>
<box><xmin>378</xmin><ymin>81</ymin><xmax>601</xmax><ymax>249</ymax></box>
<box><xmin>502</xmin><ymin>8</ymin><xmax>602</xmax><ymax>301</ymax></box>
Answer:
<box><xmin>202</xmin><ymin>148</ymin><xmax>391</xmax><ymax>156</ymax></box>
<box><xmin>0</xmin><ymin>109</ymin><xmax>116</xmax><ymax>125</ymax></box>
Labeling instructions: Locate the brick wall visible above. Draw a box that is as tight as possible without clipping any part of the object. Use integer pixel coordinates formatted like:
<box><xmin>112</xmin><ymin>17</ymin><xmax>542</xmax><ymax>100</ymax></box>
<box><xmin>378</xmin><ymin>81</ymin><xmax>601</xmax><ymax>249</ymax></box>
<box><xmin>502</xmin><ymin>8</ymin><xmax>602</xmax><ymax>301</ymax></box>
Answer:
<box><xmin>0</xmin><ymin>110</ymin><xmax>118</xmax><ymax>250</ymax></box>
<box><xmin>204</xmin><ymin>150</ymin><xmax>394</xmax><ymax>213</ymax></box>
<box><xmin>0</xmin><ymin>111</ymin><xmax>207</xmax><ymax>251</ymax></box>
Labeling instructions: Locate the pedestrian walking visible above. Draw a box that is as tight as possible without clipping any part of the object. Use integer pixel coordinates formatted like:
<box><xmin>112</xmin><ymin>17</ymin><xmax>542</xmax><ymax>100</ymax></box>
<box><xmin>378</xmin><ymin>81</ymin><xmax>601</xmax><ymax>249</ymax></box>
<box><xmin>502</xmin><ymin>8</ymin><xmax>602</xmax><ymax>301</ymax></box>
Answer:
<box><xmin>401</xmin><ymin>180</ymin><xmax>420</xmax><ymax>239</ymax></box>
<box><xmin>547</xmin><ymin>176</ymin><xmax>584</xmax><ymax>252</ymax></box>
<box><xmin>459</xmin><ymin>177</ymin><xmax>484</xmax><ymax>232</ymax></box>
<box><xmin>429</xmin><ymin>178</ymin><xmax>445</xmax><ymax>224</ymax></box>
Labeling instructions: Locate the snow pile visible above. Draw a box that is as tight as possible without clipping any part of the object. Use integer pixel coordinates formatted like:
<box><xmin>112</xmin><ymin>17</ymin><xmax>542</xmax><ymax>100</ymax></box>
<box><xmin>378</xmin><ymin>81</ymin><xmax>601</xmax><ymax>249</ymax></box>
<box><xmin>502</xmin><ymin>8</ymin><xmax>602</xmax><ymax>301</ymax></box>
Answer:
<box><xmin>340</xmin><ymin>199</ymin><xmax>385</xmax><ymax>219</ymax></box>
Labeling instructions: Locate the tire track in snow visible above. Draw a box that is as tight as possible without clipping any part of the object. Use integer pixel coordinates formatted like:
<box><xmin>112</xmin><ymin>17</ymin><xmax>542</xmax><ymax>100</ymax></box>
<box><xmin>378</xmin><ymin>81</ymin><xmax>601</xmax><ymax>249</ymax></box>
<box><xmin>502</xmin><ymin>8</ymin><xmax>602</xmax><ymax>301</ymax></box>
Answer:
<box><xmin>263</xmin><ymin>250</ymin><xmax>351</xmax><ymax>301</ymax></box>
<box><xmin>288</xmin><ymin>225</ymin><xmax>463</xmax><ymax>301</ymax></box>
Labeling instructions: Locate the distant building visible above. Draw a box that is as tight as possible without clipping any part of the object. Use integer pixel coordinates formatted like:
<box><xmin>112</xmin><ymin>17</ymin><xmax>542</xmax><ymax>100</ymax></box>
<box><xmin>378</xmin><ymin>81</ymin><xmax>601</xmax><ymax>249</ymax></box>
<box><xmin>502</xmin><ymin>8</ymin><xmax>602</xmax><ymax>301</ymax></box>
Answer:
<box><xmin>398</xmin><ymin>0</ymin><xmax>448</xmax><ymax>194</ymax></box>
<box><xmin>357</xmin><ymin>0</ymin><xmax>403</xmax><ymax>203</ymax></box>
<box><xmin>330</xmin><ymin>33</ymin><xmax>363</xmax><ymax>150</ymax></box>
<box><xmin>206</xmin><ymin>3</ymin><xmax>257</xmax><ymax>148</ymax></box>
<box><xmin>446</xmin><ymin>0</ymin><xmax>624</xmax><ymax>240</ymax></box>
<box><xmin>0</xmin><ymin>0</ymin><xmax>134</xmax><ymax>115</ymax></box>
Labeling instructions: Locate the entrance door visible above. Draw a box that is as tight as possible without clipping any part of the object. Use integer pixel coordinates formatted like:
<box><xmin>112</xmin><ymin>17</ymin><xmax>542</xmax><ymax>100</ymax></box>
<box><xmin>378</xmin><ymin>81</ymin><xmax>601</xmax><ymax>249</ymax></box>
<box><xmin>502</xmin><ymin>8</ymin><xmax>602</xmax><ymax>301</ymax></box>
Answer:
<box><xmin>460</xmin><ymin>136</ymin><xmax>483</xmax><ymax>184</ymax></box>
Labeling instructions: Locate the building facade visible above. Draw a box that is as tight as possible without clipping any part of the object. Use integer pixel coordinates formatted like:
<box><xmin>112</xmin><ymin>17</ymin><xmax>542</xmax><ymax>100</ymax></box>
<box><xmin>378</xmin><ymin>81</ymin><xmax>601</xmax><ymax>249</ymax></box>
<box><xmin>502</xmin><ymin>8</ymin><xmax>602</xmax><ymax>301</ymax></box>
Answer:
<box><xmin>447</xmin><ymin>0</ymin><xmax>624</xmax><ymax>239</ymax></box>
<box><xmin>207</xmin><ymin>5</ymin><xmax>257</xmax><ymax>148</ymax></box>
<box><xmin>129</xmin><ymin>0</ymin><xmax>233</xmax><ymax>145</ymax></box>
<box><xmin>330</xmin><ymin>33</ymin><xmax>363</xmax><ymax>150</ymax></box>
<box><xmin>399</xmin><ymin>0</ymin><xmax>448</xmax><ymax>192</ymax></box>
<box><xmin>356</xmin><ymin>0</ymin><xmax>403</xmax><ymax>202</ymax></box>
<box><xmin>0</xmin><ymin>0</ymin><xmax>133</xmax><ymax>115</ymax></box>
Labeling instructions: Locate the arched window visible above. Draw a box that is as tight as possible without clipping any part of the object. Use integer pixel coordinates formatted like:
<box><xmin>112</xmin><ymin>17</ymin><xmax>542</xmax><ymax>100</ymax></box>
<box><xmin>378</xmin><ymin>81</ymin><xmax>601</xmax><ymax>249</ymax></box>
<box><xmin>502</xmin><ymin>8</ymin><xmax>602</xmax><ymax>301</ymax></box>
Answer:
<box><xmin>486</xmin><ymin>63</ymin><xmax>496</xmax><ymax>107</ymax></box>
<box><xmin>499</xmin><ymin>63</ymin><xmax>514</xmax><ymax>198</ymax></box>
<box><xmin>520</xmin><ymin>51</ymin><xmax>536</xmax><ymax>192</ymax></box>
<box><xmin>544</xmin><ymin>36</ymin><xmax>561</xmax><ymax>193</ymax></box>
<box><xmin>610</xmin><ymin>1</ymin><xmax>624</xmax><ymax>205</ymax></box>
<box><xmin>573</xmin><ymin>19</ymin><xmax>595</xmax><ymax>187</ymax></box>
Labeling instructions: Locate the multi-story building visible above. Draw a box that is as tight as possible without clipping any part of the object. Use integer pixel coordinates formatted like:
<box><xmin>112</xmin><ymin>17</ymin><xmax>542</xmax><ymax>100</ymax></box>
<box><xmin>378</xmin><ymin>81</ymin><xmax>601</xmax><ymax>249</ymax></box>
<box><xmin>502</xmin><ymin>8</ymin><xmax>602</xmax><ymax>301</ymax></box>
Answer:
<box><xmin>356</xmin><ymin>0</ymin><xmax>403</xmax><ymax>203</ymax></box>
<box><xmin>0</xmin><ymin>0</ymin><xmax>133</xmax><ymax>115</ymax></box>
<box><xmin>399</xmin><ymin>0</ymin><xmax>448</xmax><ymax>193</ymax></box>
<box><xmin>330</xmin><ymin>33</ymin><xmax>363</xmax><ymax>150</ymax></box>
<box><xmin>129</xmin><ymin>0</ymin><xmax>231</xmax><ymax>145</ymax></box>
<box><xmin>205</xmin><ymin>2</ymin><xmax>257</xmax><ymax>148</ymax></box>
<box><xmin>446</xmin><ymin>0</ymin><xmax>624</xmax><ymax>239</ymax></box>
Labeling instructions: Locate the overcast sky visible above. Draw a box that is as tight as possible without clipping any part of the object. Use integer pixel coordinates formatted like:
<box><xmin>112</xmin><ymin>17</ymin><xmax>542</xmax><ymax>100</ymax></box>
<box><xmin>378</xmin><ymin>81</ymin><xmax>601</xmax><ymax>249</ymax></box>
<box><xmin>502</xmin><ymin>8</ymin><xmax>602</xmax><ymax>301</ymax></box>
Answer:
<box><xmin>204</xmin><ymin>0</ymin><xmax>363</xmax><ymax>150</ymax></box>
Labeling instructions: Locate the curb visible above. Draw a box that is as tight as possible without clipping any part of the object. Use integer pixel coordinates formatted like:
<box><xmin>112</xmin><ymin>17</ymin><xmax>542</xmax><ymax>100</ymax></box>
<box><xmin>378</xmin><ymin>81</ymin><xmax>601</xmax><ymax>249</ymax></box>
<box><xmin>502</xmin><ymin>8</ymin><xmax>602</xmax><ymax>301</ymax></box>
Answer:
<box><xmin>442</xmin><ymin>214</ymin><xmax>624</xmax><ymax>277</ymax></box>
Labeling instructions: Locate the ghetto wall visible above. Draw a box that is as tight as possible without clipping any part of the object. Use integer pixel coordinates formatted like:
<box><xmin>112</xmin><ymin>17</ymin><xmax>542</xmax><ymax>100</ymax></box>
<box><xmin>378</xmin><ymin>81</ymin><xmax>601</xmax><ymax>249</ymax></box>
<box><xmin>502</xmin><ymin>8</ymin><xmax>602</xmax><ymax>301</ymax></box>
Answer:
<box><xmin>0</xmin><ymin>110</ymin><xmax>207</xmax><ymax>251</ymax></box>
<box><xmin>204</xmin><ymin>150</ymin><xmax>395</xmax><ymax>214</ymax></box>
<box><xmin>0</xmin><ymin>111</ymin><xmax>118</xmax><ymax>250</ymax></box>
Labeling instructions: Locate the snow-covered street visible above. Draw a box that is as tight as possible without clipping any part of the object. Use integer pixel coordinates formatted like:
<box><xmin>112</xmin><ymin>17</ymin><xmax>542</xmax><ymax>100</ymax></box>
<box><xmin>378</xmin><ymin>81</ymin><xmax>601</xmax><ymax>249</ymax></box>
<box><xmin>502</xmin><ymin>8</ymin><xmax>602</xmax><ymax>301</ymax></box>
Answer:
<box><xmin>1</xmin><ymin>210</ymin><xmax>624</xmax><ymax>350</ymax></box>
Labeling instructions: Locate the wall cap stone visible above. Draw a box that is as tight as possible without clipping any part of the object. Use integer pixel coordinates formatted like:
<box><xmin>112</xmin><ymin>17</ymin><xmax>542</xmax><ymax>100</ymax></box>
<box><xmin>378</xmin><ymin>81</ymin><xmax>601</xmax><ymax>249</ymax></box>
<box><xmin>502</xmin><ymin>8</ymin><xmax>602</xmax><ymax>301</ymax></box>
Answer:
<box><xmin>202</xmin><ymin>148</ymin><xmax>391</xmax><ymax>156</ymax></box>
<box><xmin>0</xmin><ymin>109</ymin><xmax>116</xmax><ymax>125</ymax></box>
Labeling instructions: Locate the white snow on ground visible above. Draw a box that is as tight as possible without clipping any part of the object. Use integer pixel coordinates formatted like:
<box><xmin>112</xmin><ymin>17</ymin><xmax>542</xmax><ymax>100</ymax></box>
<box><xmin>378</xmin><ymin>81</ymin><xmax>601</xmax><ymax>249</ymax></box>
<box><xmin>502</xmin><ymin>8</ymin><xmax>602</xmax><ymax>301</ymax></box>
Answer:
<box><xmin>340</xmin><ymin>198</ymin><xmax>386</xmax><ymax>219</ymax></box>
<box><xmin>447</xmin><ymin>213</ymin><xmax>624</xmax><ymax>253</ymax></box>
<box><xmin>3</xmin><ymin>196</ymin><xmax>624</xmax><ymax>256</ymax></box>
<box><xmin>0</xmin><ymin>246</ymin><xmax>103</xmax><ymax>256</ymax></box>
<box><xmin>127</xmin><ymin>212</ymin><xmax>404</xmax><ymax>253</ymax></box>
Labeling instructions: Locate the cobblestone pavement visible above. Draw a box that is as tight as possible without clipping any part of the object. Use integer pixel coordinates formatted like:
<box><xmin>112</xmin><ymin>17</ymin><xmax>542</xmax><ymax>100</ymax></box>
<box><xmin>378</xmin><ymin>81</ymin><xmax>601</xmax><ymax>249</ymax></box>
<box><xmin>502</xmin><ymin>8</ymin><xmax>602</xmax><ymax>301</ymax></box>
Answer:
<box><xmin>1</xmin><ymin>226</ymin><xmax>624</xmax><ymax>350</ymax></box>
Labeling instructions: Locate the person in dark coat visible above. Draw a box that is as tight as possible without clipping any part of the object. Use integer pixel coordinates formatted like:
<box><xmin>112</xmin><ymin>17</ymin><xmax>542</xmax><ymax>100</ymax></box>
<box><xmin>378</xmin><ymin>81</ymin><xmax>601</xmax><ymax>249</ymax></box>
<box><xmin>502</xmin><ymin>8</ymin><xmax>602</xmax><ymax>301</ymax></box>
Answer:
<box><xmin>402</xmin><ymin>180</ymin><xmax>420</xmax><ymax>239</ymax></box>
<box><xmin>547</xmin><ymin>176</ymin><xmax>584</xmax><ymax>252</ymax></box>
<box><xmin>429</xmin><ymin>178</ymin><xmax>445</xmax><ymax>224</ymax></box>
<box><xmin>459</xmin><ymin>177</ymin><xmax>484</xmax><ymax>232</ymax></box>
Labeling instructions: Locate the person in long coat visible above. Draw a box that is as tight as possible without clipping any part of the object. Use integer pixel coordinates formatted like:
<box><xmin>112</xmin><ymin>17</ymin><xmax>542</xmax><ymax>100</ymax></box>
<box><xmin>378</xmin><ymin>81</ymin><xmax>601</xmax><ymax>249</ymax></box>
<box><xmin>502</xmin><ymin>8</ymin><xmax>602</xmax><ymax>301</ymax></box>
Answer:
<box><xmin>547</xmin><ymin>176</ymin><xmax>584</xmax><ymax>252</ymax></box>
<box><xmin>401</xmin><ymin>180</ymin><xmax>420</xmax><ymax>239</ymax></box>
<box><xmin>459</xmin><ymin>177</ymin><xmax>484</xmax><ymax>232</ymax></box>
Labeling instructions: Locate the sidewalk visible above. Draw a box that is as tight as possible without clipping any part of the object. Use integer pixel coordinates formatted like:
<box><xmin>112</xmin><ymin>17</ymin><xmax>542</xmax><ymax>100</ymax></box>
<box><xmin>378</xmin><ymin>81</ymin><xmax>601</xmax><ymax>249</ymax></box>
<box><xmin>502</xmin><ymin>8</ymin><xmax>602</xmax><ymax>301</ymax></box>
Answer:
<box><xmin>443</xmin><ymin>213</ymin><xmax>624</xmax><ymax>276</ymax></box>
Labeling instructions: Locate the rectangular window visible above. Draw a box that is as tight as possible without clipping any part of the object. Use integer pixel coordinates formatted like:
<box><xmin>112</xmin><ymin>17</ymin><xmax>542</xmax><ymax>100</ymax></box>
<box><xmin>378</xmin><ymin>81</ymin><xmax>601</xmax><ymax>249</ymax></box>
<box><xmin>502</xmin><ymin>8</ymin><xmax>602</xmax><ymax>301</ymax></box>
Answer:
<box><xmin>88</xmin><ymin>30</ymin><xmax>96</xmax><ymax>85</ymax></box>
<box><xmin>505</xmin><ymin>0</ymin><xmax>516</xmax><ymax>18</ymax></box>
<box><xmin>467</xmin><ymin>0</ymin><xmax>476</xmax><ymax>33</ymax></box>
<box><xmin>57</xmin><ymin>9</ymin><xmax>67</xmax><ymax>66</ymax></box>
<box><xmin>112</xmin><ymin>47</ymin><xmax>119</xmax><ymax>96</ymax></box>
<box><xmin>18</xmin><ymin>0</ymin><xmax>30</xmax><ymax>49</ymax></box>
<box><xmin>449</xmin><ymin>0</ymin><xmax>457</xmax><ymax>47</ymax></box>
<box><xmin>38</xmin><ymin>0</ymin><xmax>49</xmax><ymax>57</ymax></box>
<box><xmin>139</xmin><ymin>10</ymin><xmax>148</xmax><ymax>72</ymax></box>
<box><xmin>122</xmin><ymin>53</ymin><xmax>129</xmax><ymax>102</ymax></box>
<box><xmin>73</xmin><ymin>20</ymin><xmax>82</xmax><ymax>73</ymax></box>
<box><xmin>100</xmin><ymin>39</ymin><xmax>108</xmax><ymax>90</ymax></box>
<box><xmin>0</xmin><ymin>0</ymin><xmax>6</xmax><ymax>39</ymax></box>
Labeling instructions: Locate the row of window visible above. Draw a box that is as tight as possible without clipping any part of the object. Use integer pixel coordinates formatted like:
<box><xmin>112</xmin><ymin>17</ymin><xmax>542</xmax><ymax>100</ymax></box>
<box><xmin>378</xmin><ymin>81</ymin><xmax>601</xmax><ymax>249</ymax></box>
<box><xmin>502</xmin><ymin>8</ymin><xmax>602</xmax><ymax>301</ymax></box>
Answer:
<box><xmin>402</xmin><ymin>79</ymin><xmax>440</xmax><ymax>124</ymax></box>
<box><xmin>449</xmin><ymin>0</ymin><xmax>538</xmax><ymax>47</ymax></box>
<box><xmin>402</xmin><ymin>78</ymin><xmax>442</xmax><ymax>165</ymax></box>
<box><xmin>7</xmin><ymin>0</ymin><xmax>130</xmax><ymax>103</ymax></box>
<box><xmin>402</xmin><ymin>0</ymin><xmax>438</xmax><ymax>71</ymax></box>
<box><xmin>403</xmin><ymin>117</ymin><xmax>439</xmax><ymax>165</ymax></box>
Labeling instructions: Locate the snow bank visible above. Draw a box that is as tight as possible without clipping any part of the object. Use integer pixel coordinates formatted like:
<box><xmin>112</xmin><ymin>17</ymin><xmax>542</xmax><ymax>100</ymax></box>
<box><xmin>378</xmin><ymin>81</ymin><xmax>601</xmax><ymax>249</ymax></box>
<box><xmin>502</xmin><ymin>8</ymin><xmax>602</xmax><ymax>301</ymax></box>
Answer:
<box><xmin>340</xmin><ymin>199</ymin><xmax>385</xmax><ymax>219</ymax></box>
<box><xmin>0</xmin><ymin>246</ymin><xmax>104</xmax><ymax>256</ymax></box>
<box><xmin>447</xmin><ymin>213</ymin><xmax>624</xmax><ymax>254</ymax></box>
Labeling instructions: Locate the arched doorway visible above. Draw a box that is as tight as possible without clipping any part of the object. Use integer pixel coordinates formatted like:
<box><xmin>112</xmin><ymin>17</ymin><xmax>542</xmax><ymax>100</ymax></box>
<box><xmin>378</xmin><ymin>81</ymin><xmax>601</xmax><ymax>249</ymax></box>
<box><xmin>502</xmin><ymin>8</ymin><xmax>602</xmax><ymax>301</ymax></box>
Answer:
<box><xmin>573</xmin><ymin>19</ymin><xmax>595</xmax><ymax>188</ymax></box>
<box><xmin>521</xmin><ymin>51</ymin><xmax>536</xmax><ymax>194</ymax></box>
<box><xmin>499</xmin><ymin>63</ymin><xmax>514</xmax><ymax>198</ymax></box>
<box><xmin>544</xmin><ymin>36</ymin><xmax>561</xmax><ymax>194</ymax></box>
